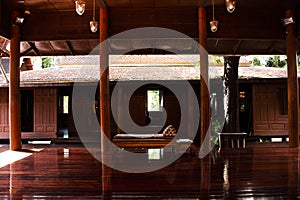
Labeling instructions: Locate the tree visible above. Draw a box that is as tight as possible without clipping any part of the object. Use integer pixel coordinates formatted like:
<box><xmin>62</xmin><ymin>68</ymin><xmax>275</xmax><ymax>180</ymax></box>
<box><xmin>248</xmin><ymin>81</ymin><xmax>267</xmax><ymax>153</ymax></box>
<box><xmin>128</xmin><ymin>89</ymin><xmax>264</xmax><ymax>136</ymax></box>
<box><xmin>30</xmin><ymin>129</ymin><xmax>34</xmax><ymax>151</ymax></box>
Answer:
<box><xmin>265</xmin><ymin>56</ymin><xmax>286</xmax><ymax>68</ymax></box>
<box><xmin>252</xmin><ymin>57</ymin><xmax>262</xmax><ymax>66</ymax></box>
<box><xmin>41</xmin><ymin>57</ymin><xmax>54</xmax><ymax>68</ymax></box>
<box><xmin>223</xmin><ymin>56</ymin><xmax>240</xmax><ymax>133</ymax></box>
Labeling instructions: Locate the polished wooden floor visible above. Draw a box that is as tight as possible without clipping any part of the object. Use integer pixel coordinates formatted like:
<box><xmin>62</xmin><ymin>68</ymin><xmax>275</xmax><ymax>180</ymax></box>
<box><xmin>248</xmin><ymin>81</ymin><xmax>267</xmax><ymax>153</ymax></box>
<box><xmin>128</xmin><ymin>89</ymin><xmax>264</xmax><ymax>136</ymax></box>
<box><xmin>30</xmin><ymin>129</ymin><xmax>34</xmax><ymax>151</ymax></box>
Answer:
<box><xmin>0</xmin><ymin>143</ymin><xmax>300</xmax><ymax>199</ymax></box>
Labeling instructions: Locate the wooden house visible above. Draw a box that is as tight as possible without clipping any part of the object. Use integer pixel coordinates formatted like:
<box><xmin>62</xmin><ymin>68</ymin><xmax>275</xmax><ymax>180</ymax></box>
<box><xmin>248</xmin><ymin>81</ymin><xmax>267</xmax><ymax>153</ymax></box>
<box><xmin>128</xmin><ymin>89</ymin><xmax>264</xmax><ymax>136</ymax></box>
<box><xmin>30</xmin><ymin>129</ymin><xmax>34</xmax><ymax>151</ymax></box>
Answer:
<box><xmin>0</xmin><ymin>56</ymin><xmax>296</xmax><ymax>142</ymax></box>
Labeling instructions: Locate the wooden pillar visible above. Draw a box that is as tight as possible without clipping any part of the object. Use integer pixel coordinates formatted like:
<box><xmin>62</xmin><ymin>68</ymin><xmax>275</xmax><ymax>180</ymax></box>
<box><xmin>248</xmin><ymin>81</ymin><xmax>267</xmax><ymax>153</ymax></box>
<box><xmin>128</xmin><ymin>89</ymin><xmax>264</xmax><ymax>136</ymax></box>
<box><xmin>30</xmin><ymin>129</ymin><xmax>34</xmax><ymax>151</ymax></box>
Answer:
<box><xmin>100</xmin><ymin>7</ymin><xmax>112</xmax><ymax>197</ymax></box>
<box><xmin>285</xmin><ymin>9</ymin><xmax>299</xmax><ymax>148</ymax></box>
<box><xmin>198</xmin><ymin>7</ymin><xmax>211</xmax><ymax>199</ymax></box>
<box><xmin>198</xmin><ymin>7</ymin><xmax>210</xmax><ymax>145</ymax></box>
<box><xmin>9</xmin><ymin>12</ymin><xmax>22</xmax><ymax>151</ymax></box>
<box><xmin>288</xmin><ymin>149</ymin><xmax>298</xmax><ymax>199</ymax></box>
<box><xmin>100</xmin><ymin>7</ymin><xmax>110</xmax><ymax>149</ymax></box>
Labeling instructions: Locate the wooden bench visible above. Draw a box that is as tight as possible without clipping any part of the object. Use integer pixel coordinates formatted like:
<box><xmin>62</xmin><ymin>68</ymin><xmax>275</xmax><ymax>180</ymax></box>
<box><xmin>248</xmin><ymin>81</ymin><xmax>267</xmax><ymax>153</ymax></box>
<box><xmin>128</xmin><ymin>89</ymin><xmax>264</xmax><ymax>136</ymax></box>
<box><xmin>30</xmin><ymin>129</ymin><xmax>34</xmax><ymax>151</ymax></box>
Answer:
<box><xmin>218</xmin><ymin>132</ymin><xmax>247</xmax><ymax>149</ymax></box>
<box><xmin>113</xmin><ymin>134</ymin><xmax>193</xmax><ymax>154</ymax></box>
<box><xmin>113</xmin><ymin>134</ymin><xmax>174</xmax><ymax>151</ymax></box>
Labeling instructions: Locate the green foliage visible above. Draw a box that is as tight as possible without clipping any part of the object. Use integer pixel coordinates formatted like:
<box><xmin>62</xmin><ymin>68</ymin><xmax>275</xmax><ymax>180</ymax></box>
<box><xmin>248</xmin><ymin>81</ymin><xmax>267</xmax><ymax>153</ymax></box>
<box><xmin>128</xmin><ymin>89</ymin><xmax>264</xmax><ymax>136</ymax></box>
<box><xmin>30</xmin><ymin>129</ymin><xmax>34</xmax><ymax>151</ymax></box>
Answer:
<box><xmin>41</xmin><ymin>57</ymin><xmax>54</xmax><ymax>68</ymax></box>
<box><xmin>252</xmin><ymin>57</ymin><xmax>261</xmax><ymax>66</ymax></box>
<box><xmin>212</xmin><ymin>120</ymin><xmax>221</xmax><ymax>133</ymax></box>
<box><xmin>211</xmin><ymin>120</ymin><xmax>221</xmax><ymax>146</ymax></box>
<box><xmin>265</xmin><ymin>56</ymin><xmax>286</xmax><ymax>68</ymax></box>
<box><xmin>209</xmin><ymin>55</ymin><xmax>223</xmax><ymax>65</ymax></box>
<box><xmin>215</xmin><ymin>58</ymin><xmax>222</xmax><ymax>64</ymax></box>
<box><xmin>148</xmin><ymin>90</ymin><xmax>160</xmax><ymax>111</ymax></box>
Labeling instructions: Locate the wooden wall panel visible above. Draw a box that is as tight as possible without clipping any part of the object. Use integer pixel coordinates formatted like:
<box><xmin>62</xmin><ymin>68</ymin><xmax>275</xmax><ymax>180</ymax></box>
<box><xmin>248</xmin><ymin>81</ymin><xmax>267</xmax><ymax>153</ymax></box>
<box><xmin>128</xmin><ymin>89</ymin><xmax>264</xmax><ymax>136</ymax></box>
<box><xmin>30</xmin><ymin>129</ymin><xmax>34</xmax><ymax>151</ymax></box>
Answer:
<box><xmin>34</xmin><ymin>88</ymin><xmax>57</xmax><ymax>138</ymax></box>
<box><xmin>253</xmin><ymin>83</ymin><xmax>288</xmax><ymax>136</ymax></box>
<box><xmin>0</xmin><ymin>88</ymin><xmax>9</xmax><ymax>138</ymax></box>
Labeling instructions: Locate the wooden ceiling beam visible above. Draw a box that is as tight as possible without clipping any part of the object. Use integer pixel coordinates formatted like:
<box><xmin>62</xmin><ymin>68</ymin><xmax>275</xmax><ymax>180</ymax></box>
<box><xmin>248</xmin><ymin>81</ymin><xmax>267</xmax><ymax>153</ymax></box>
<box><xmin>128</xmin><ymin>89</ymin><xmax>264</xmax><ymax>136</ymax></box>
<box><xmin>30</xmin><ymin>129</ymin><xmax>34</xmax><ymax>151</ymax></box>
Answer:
<box><xmin>21</xmin><ymin>10</ymin><xmax>99</xmax><ymax>41</ymax></box>
<box><xmin>233</xmin><ymin>40</ymin><xmax>242</xmax><ymax>54</ymax></box>
<box><xmin>21</xmin><ymin>7</ymin><xmax>292</xmax><ymax>42</ymax></box>
<box><xmin>214</xmin><ymin>39</ymin><xmax>219</xmax><ymax>48</ymax></box>
<box><xmin>47</xmin><ymin>41</ymin><xmax>55</xmax><ymax>52</ymax></box>
<box><xmin>28</xmin><ymin>42</ymin><xmax>40</xmax><ymax>56</ymax></box>
<box><xmin>267</xmin><ymin>41</ymin><xmax>276</xmax><ymax>54</ymax></box>
<box><xmin>0</xmin><ymin>49</ymin><xmax>9</xmax><ymax>57</ymax></box>
<box><xmin>206</xmin><ymin>7</ymin><xmax>287</xmax><ymax>40</ymax></box>
<box><xmin>66</xmin><ymin>41</ymin><xmax>75</xmax><ymax>55</ymax></box>
<box><xmin>0</xmin><ymin>39</ymin><xmax>10</xmax><ymax>57</ymax></box>
<box><xmin>17</xmin><ymin>4</ymin><xmax>300</xmax><ymax>56</ymax></box>
<box><xmin>20</xmin><ymin>46</ymin><xmax>34</xmax><ymax>56</ymax></box>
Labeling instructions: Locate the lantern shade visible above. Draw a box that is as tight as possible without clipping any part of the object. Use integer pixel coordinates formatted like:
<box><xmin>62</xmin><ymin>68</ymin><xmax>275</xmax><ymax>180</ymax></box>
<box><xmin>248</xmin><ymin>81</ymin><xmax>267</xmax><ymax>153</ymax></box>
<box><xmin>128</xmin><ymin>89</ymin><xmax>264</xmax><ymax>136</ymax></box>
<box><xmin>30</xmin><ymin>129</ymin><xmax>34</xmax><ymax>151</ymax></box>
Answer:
<box><xmin>210</xmin><ymin>20</ymin><xmax>218</xmax><ymax>32</ymax></box>
<box><xmin>75</xmin><ymin>0</ymin><xmax>86</xmax><ymax>15</ymax></box>
<box><xmin>226</xmin><ymin>0</ymin><xmax>236</xmax><ymax>13</ymax></box>
<box><xmin>90</xmin><ymin>20</ymin><xmax>98</xmax><ymax>33</ymax></box>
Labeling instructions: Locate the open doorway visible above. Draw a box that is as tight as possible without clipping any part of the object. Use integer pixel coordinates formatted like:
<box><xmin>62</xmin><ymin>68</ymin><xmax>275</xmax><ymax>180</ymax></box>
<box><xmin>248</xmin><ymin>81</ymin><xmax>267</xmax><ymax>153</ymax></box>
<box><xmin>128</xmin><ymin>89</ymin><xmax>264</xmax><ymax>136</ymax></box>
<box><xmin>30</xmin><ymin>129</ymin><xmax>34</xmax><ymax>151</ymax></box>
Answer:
<box><xmin>57</xmin><ymin>87</ymin><xmax>71</xmax><ymax>138</ymax></box>
<box><xmin>146</xmin><ymin>88</ymin><xmax>164</xmax><ymax>127</ymax></box>
<box><xmin>239</xmin><ymin>84</ymin><xmax>252</xmax><ymax>134</ymax></box>
<box><xmin>21</xmin><ymin>90</ymin><xmax>34</xmax><ymax>132</ymax></box>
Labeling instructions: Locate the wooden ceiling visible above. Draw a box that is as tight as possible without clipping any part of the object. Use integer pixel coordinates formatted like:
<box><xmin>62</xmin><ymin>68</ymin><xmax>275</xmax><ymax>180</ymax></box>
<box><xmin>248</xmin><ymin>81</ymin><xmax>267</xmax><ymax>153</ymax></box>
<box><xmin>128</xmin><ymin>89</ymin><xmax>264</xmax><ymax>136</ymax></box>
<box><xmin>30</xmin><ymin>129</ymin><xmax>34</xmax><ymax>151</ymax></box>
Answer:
<box><xmin>1</xmin><ymin>0</ymin><xmax>299</xmax><ymax>56</ymax></box>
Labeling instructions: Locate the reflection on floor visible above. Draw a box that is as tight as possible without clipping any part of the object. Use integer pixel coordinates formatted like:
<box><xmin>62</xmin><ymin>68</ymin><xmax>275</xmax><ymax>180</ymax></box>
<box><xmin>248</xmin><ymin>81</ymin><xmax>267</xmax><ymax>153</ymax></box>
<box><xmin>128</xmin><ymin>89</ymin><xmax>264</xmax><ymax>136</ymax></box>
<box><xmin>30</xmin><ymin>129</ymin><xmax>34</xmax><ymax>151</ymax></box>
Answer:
<box><xmin>0</xmin><ymin>143</ymin><xmax>299</xmax><ymax>199</ymax></box>
<box><xmin>0</xmin><ymin>150</ymin><xmax>32</xmax><ymax>168</ymax></box>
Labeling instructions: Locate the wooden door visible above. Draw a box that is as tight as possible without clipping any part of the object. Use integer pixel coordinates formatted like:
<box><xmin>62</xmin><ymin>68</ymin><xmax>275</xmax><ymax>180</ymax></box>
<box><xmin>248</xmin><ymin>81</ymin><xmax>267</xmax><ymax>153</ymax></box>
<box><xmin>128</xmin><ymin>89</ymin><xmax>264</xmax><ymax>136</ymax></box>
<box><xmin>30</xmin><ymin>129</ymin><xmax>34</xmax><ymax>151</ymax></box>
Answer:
<box><xmin>34</xmin><ymin>88</ymin><xmax>57</xmax><ymax>138</ymax></box>
<box><xmin>252</xmin><ymin>83</ymin><xmax>288</xmax><ymax>136</ymax></box>
<box><xmin>0</xmin><ymin>88</ymin><xmax>9</xmax><ymax>138</ymax></box>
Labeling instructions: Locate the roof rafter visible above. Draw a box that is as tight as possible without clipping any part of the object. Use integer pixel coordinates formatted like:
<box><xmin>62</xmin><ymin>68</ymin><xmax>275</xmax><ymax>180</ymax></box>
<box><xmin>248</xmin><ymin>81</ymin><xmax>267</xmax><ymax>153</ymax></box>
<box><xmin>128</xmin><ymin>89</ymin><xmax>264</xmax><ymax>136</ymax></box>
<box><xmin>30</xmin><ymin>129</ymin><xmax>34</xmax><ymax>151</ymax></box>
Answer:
<box><xmin>66</xmin><ymin>41</ymin><xmax>75</xmax><ymax>55</ymax></box>
<box><xmin>27</xmin><ymin>42</ymin><xmax>40</xmax><ymax>56</ymax></box>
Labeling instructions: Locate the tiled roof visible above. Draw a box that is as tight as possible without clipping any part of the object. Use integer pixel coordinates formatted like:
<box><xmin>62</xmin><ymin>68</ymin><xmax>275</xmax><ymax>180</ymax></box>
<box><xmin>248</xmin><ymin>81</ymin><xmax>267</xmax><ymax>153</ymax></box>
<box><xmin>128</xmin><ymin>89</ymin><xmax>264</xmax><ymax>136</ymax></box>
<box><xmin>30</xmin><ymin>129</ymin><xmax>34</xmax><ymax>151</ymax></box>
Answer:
<box><xmin>0</xmin><ymin>54</ymin><xmax>294</xmax><ymax>87</ymax></box>
<box><xmin>109</xmin><ymin>55</ymin><xmax>200</xmax><ymax>66</ymax></box>
<box><xmin>17</xmin><ymin>65</ymin><xmax>291</xmax><ymax>85</ymax></box>
<box><xmin>19</xmin><ymin>65</ymin><xmax>200</xmax><ymax>84</ymax></box>
<box><xmin>210</xmin><ymin>66</ymin><xmax>289</xmax><ymax>79</ymax></box>
<box><xmin>55</xmin><ymin>55</ymin><xmax>200</xmax><ymax>67</ymax></box>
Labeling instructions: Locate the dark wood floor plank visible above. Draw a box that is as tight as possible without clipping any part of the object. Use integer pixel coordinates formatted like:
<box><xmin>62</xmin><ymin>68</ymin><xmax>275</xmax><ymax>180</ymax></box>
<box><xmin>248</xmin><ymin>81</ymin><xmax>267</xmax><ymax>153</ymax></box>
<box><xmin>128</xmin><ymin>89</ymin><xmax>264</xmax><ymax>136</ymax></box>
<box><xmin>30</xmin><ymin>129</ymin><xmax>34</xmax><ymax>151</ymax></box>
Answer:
<box><xmin>0</xmin><ymin>144</ymin><xmax>299</xmax><ymax>199</ymax></box>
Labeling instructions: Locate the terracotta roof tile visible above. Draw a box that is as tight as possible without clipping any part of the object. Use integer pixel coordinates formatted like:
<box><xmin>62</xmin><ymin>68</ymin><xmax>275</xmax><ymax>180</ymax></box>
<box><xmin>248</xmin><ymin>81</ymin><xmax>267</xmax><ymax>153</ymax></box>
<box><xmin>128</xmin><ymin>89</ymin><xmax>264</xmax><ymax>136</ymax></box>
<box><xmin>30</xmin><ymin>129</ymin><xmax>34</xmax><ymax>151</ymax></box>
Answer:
<box><xmin>17</xmin><ymin>65</ymin><xmax>291</xmax><ymax>85</ymax></box>
<box><xmin>0</xmin><ymin>59</ymin><xmax>293</xmax><ymax>87</ymax></box>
